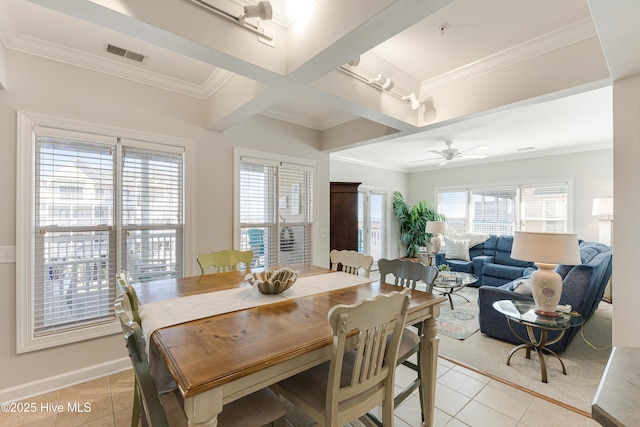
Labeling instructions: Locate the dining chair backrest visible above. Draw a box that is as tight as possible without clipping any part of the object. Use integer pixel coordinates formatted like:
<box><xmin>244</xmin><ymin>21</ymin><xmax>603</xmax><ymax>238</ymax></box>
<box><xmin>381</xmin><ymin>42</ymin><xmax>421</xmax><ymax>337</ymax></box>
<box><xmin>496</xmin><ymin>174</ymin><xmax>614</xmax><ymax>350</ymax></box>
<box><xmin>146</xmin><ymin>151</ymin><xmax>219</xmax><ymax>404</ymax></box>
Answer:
<box><xmin>197</xmin><ymin>249</ymin><xmax>254</xmax><ymax>275</ymax></box>
<box><xmin>330</xmin><ymin>249</ymin><xmax>373</xmax><ymax>278</ymax></box>
<box><xmin>378</xmin><ymin>258</ymin><xmax>438</xmax><ymax>292</ymax></box>
<box><xmin>115</xmin><ymin>272</ymin><xmax>142</xmax><ymax>324</ymax></box>
<box><xmin>115</xmin><ymin>298</ymin><xmax>174</xmax><ymax>427</ymax></box>
<box><xmin>326</xmin><ymin>290</ymin><xmax>410</xmax><ymax>426</ymax></box>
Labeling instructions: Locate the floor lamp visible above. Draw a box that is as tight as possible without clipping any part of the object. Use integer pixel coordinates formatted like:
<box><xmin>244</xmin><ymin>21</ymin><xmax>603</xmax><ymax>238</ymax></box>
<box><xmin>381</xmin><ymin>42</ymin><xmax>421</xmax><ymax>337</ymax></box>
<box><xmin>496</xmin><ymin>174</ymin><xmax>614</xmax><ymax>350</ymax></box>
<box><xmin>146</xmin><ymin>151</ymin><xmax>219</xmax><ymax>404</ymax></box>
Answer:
<box><xmin>592</xmin><ymin>197</ymin><xmax>613</xmax><ymax>302</ymax></box>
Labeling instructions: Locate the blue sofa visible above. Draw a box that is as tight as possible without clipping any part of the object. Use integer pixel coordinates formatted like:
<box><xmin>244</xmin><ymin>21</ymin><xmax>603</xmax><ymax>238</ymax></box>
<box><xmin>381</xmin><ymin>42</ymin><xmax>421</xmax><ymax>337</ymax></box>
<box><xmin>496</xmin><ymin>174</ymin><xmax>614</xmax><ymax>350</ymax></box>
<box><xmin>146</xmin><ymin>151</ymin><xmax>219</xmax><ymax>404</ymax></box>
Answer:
<box><xmin>435</xmin><ymin>235</ymin><xmax>535</xmax><ymax>287</ymax></box>
<box><xmin>477</xmin><ymin>241</ymin><xmax>612</xmax><ymax>352</ymax></box>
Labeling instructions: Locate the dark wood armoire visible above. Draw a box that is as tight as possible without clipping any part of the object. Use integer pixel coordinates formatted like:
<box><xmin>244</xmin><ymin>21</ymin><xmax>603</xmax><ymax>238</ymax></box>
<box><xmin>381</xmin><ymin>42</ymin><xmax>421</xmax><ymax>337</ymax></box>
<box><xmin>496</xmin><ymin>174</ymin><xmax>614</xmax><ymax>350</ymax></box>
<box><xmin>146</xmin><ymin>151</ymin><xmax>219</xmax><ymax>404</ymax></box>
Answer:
<box><xmin>329</xmin><ymin>182</ymin><xmax>361</xmax><ymax>252</ymax></box>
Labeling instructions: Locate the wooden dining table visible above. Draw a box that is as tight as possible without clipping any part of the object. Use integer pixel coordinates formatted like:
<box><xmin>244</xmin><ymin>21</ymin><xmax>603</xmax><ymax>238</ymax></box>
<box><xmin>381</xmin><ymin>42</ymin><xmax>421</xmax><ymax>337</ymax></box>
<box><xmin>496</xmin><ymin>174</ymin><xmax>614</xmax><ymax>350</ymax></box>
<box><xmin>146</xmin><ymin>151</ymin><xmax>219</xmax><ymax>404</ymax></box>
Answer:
<box><xmin>133</xmin><ymin>264</ymin><xmax>446</xmax><ymax>427</ymax></box>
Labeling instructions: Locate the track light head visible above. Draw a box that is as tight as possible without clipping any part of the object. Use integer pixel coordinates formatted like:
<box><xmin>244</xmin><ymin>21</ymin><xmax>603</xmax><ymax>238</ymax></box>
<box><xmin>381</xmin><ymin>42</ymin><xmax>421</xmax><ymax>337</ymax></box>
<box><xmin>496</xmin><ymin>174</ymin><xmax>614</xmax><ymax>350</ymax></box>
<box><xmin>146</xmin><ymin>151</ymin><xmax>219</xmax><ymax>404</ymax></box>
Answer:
<box><xmin>243</xmin><ymin>1</ymin><xmax>273</xmax><ymax>20</ymax></box>
<box><xmin>402</xmin><ymin>92</ymin><xmax>421</xmax><ymax>110</ymax></box>
<box><xmin>347</xmin><ymin>56</ymin><xmax>361</xmax><ymax>67</ymax></box>
<box><xmin>369</xmin><ymin>74</ymin><xmax>394</xmax><ymax>91</ymax></box>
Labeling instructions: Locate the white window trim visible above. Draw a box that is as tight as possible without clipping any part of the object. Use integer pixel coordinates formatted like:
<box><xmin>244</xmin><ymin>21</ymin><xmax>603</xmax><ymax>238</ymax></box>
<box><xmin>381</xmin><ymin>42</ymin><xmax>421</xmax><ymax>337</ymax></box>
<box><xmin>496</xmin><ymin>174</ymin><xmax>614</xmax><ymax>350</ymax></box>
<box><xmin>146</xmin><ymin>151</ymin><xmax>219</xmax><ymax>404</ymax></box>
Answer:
<box><xmin>16</xmin><ymin>111</ymin><xmax>193</xmax><ymax>353</ymax></box>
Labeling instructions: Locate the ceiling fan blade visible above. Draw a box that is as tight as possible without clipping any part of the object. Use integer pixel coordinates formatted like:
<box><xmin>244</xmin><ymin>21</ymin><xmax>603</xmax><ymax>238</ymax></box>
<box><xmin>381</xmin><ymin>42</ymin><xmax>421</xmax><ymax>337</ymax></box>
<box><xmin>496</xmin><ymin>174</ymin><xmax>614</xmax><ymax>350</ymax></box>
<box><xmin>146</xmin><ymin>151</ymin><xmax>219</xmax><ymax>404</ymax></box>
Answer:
<box><xmin>460</xmin><ymin>154</ymin><xmax>488</xmax><ymax>159</ymax></box>
<box><xmin>460</xmin><ymin>144</ymin><xmax>487</xmax><ymax>153</ymax></box>
<box><xmin>428</xmin><ymin>150</ymin><xmax>444</xmax><ymax>155</ymax></box>
<box><xmin>410</xmin><ymin>156</ymin><xmax>443</xmax><ymax>163</ymax></box>
<box><xmin>438</xmin><ymin>159</ymin><xmax>449</xmax><ymax>166</ymax></box>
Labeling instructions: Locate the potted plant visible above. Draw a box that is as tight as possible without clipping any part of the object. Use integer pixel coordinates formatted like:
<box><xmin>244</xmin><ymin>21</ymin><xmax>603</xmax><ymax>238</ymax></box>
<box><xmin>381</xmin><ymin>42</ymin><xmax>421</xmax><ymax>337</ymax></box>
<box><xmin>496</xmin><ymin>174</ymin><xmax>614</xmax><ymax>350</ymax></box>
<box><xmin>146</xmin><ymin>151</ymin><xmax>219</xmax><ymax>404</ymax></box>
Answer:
<box><xmin>392</xmin><ymin>191</ymin><xmax>446</xmax><ymax>258</ymax></box>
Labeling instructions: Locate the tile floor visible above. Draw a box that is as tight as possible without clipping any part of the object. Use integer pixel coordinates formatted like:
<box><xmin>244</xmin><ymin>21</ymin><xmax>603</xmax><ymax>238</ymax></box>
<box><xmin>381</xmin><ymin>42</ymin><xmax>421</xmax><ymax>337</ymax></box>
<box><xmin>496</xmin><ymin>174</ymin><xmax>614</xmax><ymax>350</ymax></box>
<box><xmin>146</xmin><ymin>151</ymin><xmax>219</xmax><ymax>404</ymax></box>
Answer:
<box><xmin>1</xmin><ymin>357</ymin><xmax>601</xmax><ymax>427</ymax></box>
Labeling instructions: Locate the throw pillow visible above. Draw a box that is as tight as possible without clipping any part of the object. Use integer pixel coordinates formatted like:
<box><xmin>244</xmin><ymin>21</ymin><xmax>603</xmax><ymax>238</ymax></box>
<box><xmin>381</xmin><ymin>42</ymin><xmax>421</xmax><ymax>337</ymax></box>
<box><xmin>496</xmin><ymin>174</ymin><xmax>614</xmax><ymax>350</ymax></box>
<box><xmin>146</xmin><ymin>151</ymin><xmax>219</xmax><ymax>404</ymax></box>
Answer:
<box><xmin>512</xmin><ymin>280</ymin><xmax>532</xmax><ymax>296</ymax></box>
<box><xmin>444</xmin><ymin>237</ymin><xmax>470</xmax><ymax>261</ymax></box>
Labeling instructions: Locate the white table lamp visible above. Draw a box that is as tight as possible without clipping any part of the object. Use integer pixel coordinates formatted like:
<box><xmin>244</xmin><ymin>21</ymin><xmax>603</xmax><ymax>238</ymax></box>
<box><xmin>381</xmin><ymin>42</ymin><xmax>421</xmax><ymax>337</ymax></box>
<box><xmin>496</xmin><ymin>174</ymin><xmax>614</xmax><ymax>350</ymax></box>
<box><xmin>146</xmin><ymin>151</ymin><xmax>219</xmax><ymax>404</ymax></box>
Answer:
<box><xmin>592</xmin><ymin>197</ymin><xmax>613</xmax><ymax>246</ymax></box>
<box><xmin>511</xmin><ymin>231</ymin><xmax>581</xmax><ymax>317</ymax></box>
<box><xmin>426</xmin><ymin>221</ymin><xmax>447</xmax><ymax>253</ymax></box>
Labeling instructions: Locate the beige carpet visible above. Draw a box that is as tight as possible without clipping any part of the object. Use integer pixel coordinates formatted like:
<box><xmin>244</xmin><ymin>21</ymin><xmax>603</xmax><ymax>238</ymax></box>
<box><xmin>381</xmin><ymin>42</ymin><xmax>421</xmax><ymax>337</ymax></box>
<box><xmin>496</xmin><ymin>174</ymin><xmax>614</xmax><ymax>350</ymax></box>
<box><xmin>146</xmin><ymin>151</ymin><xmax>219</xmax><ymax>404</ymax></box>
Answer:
<box><xmin>437</xmin><ymin>287</ymin><xmax>612</xmax><ymax>414</ymax></box>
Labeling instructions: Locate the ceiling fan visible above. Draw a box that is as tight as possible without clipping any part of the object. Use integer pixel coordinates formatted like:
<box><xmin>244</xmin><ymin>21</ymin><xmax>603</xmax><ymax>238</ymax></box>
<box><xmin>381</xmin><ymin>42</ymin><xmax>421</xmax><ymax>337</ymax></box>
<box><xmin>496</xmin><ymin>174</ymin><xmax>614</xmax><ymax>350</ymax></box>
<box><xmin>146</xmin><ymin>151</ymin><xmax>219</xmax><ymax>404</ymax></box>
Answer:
<box><xmin>414</xmin><ymin>140</ymin><xmax>488</xmax><ymax>166</ymax></box>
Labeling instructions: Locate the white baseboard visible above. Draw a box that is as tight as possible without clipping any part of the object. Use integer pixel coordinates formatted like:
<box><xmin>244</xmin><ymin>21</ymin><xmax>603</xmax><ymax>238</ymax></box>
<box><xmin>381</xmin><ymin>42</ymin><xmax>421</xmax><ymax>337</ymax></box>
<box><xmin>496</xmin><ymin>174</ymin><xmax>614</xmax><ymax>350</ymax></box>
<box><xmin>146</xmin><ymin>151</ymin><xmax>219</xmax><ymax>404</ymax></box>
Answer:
<box><xmin>0</xmin><ymin>357</ymin><xmax>131</xmax><ymax>403</ymax></box>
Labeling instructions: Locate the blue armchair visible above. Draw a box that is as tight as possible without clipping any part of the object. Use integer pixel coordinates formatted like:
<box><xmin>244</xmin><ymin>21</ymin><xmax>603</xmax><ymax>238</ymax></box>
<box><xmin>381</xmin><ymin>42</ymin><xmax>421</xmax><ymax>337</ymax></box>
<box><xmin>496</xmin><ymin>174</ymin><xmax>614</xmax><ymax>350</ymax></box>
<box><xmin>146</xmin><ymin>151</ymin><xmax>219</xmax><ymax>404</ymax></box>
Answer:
<box><xmin>477</xmin><ymin>241</ymin><xmax>612</xmax><ymax>352</ymax></box>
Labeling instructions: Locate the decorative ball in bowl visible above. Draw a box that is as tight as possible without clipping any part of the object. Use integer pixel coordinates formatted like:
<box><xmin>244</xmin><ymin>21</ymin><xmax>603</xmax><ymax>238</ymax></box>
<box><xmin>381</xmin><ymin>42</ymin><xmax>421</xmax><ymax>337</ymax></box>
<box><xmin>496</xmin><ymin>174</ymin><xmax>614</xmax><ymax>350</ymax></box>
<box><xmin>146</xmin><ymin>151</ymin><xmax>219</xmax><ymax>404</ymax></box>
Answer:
<box><xmin>245</xmin><ymin>268</ymin><xmax>298</xmax><ymax>294</ymax></box>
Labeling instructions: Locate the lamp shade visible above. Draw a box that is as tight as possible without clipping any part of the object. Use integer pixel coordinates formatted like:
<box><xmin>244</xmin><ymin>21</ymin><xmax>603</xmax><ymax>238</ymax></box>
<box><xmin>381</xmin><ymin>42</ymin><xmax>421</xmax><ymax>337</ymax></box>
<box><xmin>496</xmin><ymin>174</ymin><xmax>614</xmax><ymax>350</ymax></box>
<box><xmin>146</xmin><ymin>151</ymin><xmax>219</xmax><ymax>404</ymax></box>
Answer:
<box><xmin>592</xmin><ymin>197</ymin><xmax>613</xmax><ymax>217</ymax></box>
<box><xmin>425</xmin><ymin>221</ymin><xmax>447</xmax><ymax>234</ymax></box>
<box><xmin>511</xmin><ymin>231</ymin><xmax>580</xmax><ymax>265</ymax></box>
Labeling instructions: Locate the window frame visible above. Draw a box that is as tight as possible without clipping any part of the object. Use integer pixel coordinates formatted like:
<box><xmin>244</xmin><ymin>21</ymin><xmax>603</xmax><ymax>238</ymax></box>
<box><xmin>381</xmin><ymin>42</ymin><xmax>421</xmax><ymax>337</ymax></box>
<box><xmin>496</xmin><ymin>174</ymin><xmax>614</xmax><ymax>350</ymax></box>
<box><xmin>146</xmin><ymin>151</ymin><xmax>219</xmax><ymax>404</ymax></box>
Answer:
<box><xmin>16</xmin><ymin>111</ymin><xmax>193</xmax><ymax>353</ymax></box>
<box><xmin>234</xmin><ymin>148</ymin><xmax>317</xmax><ymax>266</ymax></box>
<box><xmin>434</xmin><ymin>178</ymin><xmax>574</xmax><ymax>235</ymax></box>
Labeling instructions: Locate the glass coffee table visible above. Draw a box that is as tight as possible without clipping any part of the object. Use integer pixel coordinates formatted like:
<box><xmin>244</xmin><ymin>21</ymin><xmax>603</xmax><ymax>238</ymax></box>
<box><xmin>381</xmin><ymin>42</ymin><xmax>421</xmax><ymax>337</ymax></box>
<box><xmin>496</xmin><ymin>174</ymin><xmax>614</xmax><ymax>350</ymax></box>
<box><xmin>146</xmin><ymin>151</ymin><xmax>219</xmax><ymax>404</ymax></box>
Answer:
<box><xmin>432</xmin><ymin>271</ymin><xmax>478</xmax><ymax>309</ymax></box>
<box><xmin>493</xmin><ymin>300</ymin><xmax>584</xmax><ymax>383</ymax></box>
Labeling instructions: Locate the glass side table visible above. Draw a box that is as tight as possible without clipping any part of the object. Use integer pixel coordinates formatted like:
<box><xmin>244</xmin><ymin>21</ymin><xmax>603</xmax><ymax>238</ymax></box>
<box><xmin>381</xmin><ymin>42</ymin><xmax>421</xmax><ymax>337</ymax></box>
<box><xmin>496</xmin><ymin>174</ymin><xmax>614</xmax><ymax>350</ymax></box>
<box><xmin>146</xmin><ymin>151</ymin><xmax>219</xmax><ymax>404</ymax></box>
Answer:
<box><xmin>433</xmin><ymin>272</ymin><xmax>478</xmax><ymax>309</ymax></box>
<box><xmin>492</xmin><ymin>300</ymin><xmax>584</xmax><ymax>383</ymax></box>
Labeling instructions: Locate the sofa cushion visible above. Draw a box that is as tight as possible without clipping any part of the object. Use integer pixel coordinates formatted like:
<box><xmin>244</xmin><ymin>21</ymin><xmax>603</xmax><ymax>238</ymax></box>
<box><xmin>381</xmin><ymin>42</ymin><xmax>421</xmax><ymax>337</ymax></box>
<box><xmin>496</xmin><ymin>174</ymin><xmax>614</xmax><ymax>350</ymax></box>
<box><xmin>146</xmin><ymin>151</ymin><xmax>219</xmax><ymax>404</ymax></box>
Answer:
<box><xmin>444</xmin><ymin>237</ymin><xmax>470</xmax><ymax>261</ymax></box>
<box><xmin>511</xmin><ymin>279</ymin><xmax>532</xmax><ymax>295</ymax></box>
<box><xmin>443</xmin><ymin>259</ymin><xmax>474</xmax><ymax>273</ymax></box>
<box><xmin>483</xmin><ymin>263</ymin><xmax>528</xmax><ymax>280</ymax></box>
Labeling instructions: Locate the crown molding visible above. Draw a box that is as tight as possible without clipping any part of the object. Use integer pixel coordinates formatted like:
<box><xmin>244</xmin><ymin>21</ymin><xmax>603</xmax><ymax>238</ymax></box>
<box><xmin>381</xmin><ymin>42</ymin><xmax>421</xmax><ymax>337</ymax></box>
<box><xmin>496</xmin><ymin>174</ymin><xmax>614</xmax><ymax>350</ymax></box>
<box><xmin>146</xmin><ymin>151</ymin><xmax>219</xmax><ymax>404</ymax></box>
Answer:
<box><xmin>6</xmin><ymin>32</ymin><xmax>234</xmax><ymax>100</ymax></box>
<box><xmin>419</xmin><ymin>18</ymin><xmax>598</xmax><ymax>98</ymax></box>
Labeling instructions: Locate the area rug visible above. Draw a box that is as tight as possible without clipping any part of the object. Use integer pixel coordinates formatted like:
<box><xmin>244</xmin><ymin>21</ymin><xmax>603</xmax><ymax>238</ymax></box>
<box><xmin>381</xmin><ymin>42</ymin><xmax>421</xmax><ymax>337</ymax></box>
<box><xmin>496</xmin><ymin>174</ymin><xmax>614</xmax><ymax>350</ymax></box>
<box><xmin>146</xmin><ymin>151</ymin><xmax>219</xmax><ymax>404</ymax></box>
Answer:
<box><xmin>437</xmin><ymin>287</ymin><xmax>613</xmax><ymax>414</ymax></box>
<box><xmin>435</xmin><ymin>287</ymin><xmax>480</xmax><ymax>340</ymax></box>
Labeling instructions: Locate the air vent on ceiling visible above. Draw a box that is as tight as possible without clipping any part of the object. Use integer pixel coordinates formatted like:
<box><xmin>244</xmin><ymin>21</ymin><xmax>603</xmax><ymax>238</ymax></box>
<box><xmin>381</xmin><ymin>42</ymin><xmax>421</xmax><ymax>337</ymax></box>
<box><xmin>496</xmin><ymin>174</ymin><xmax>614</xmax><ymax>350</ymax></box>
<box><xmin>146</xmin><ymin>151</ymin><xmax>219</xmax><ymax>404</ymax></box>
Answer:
<box><xmin>105</xmin><ymin>44</ymin><xmax>147</xmax><ymax>63</ymax></box>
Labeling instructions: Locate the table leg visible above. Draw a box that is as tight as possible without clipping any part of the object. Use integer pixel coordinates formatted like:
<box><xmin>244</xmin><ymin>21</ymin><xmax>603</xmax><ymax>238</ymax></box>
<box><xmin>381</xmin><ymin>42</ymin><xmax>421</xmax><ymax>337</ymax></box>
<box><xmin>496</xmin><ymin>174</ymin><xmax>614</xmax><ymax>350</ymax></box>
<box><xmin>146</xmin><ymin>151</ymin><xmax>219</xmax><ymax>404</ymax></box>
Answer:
<box><xmin>183</xmin><ymin>387</ymin><xmax>223</xmax><ymax>427</ymax></box>
<box><xmin>420</xmin><ymin>317</ymin><xmax>439</xmax><ymax>427</ymax></box>
<box><xmin>505</xmin><ymin>321</ymin><xmax>569</xmax><ymax>383</ymax></box>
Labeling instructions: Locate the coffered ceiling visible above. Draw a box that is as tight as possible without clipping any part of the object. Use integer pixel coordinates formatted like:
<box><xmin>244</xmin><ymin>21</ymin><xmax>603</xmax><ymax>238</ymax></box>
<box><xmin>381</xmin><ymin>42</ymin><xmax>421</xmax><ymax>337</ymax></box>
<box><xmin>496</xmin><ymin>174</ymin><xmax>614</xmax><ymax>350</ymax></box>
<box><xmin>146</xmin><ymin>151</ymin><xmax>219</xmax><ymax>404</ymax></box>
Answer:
<box><xmin>1</xmin><ymin>0</ymin><xmax>638</xmax><ymax>171</ymax></box>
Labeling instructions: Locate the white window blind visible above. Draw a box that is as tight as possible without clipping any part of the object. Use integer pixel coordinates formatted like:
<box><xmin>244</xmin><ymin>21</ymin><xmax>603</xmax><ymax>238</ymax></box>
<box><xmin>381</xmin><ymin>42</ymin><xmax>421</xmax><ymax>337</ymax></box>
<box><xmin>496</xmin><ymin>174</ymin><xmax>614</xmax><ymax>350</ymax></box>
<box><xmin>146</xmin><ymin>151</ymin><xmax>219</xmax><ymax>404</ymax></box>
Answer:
<box><xmin>520</xmin><ymin>183</ymin><xmax>568</xmax><ymax>232</ymax></box>
<box><xmin>239</xmin><ymin>157</ymin><xmax>313</xmax><ymax>267</ymax></box>
<box><xmin>34</xmin><ymin>130</ymin><xmax>116</xmax><ymax>337</ymax></box>
<box><xmin>19</xmin><ymin>114</ymin><xmax>186</xmax><ymax>352</ymax></box>
<box><xmin>121</xmin><ymin>144</ymin><xmax>184</xmax><ymax>282</ymax></box>
<box><xmin>470</xmin><ymin>187</ymin><xmax>517</xmax><ymax>235</ymax></box>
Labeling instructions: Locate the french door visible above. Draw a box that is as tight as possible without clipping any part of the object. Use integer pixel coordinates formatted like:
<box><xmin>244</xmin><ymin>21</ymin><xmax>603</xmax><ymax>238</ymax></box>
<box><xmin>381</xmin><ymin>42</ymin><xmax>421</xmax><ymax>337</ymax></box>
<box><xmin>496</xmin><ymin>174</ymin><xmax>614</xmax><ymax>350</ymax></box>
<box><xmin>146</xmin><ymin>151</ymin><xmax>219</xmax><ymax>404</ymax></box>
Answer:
<box><xmin>358</xmin><ymin>188</ymin><xmax>387</xmax><ymax>263</ymax></box>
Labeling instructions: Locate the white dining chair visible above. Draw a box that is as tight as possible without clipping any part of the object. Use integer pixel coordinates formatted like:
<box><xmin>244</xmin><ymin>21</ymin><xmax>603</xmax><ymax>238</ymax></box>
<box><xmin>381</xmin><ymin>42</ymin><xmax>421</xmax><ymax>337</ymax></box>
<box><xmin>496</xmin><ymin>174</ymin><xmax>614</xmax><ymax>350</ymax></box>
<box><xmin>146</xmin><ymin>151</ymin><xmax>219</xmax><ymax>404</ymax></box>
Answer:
<box><xmin>376</xmin><ymin>258</ymin><xmax>439</xmax><ymax>425</ymax></box>
<box><xmin>330</xmin><ymin>249</ymin><xmax>374</xmax><ymax>277</ymax></box>
<box><xmin>271</xmin><ymin>290</ymin><xmax>410</xmax><ymax>427</ymax></box>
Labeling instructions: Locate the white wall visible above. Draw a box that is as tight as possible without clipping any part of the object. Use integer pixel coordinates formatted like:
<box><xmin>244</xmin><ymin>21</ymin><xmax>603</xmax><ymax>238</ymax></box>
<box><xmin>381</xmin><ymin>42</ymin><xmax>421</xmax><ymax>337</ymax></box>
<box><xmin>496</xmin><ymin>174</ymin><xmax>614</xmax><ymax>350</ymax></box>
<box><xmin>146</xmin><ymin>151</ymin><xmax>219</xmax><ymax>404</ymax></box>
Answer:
<box><xmin>407</xmin><ymin>149</ymin><xmax>613</xmax><ymax>243</ymax></box>
<box><xmin>0</xmin><ymin>50</ymin><xmax>331</xmax><ymax>396</ymax></box>
<box><xmin>330</xmin><ymin>158</ymin><xmax>408</xmax><ymax>260</ymax></box>
<box><xmin>612</xmin><ymin>74</ymin><xmax>640</xmax><ymax>347</ymax></box>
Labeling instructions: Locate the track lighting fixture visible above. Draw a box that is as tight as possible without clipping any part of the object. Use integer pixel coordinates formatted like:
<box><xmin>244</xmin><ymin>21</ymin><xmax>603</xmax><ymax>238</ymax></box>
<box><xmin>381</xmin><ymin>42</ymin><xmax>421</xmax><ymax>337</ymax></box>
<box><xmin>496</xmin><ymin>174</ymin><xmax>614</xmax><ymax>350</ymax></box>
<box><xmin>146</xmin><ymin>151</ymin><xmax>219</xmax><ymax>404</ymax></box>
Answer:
<box><xmin>369</xmin><ymin>74</ymin><xmax>394</xmax><ymax>91</ymax></box>
<box><xmin>339</xmin><ymin>65</ymin><xmax>422</xmax><ymax>111</ymax></box>
<box><xmin>402</xmin><ymin>93</ymin><xmax>421</xmax><ymax>110</ymax></box>
<box><xmin>243</xmin><ymin>1</ymin><xmax>273</xmax><ymax>21</ymax></box>
<box><xmin>187</xmin><ymin>0</ymin><xmax>274</xmax><ymax>41</ymax></box>
<box><xmin>347</xmin><ymin>56</ymin><xmax>361</xmax><ymax>67</ymax></box>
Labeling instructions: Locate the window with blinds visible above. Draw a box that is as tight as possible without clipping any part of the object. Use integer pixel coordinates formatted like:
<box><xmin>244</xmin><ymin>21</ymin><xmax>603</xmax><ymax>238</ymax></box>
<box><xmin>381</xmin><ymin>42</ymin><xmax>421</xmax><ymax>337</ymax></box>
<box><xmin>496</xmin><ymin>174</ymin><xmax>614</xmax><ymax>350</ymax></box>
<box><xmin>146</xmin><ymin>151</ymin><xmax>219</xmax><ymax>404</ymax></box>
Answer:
<box><xmin>17</xmin><ymin>112</ymin><xmax>185</xmax><ymax>352</ymax></box>
<box><xmin>238</xmin><ymin>157</ymin><xmax>313</xmax><ymax>267</ymax></box>
<box><xmin>121</xmin><ymin>143</ymin><xmax>184</xmax><ymax>282</ymax></box>
<box><xmin>436</xmin><ymin>181</ymin><xmax>569</xmax><ymax>236</ymax></box>
<box><xmin>470</xmin><ymin>187</ymin><xmax>517</xmax><ymax>235</ymax></box>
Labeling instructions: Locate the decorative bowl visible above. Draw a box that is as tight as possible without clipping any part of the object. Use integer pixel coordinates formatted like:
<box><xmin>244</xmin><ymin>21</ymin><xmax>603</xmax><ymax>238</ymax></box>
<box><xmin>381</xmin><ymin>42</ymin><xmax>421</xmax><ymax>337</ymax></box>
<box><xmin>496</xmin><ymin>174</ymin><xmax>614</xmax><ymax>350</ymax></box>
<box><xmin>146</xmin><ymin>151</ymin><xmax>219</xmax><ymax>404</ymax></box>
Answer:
<box><xmin>246</xmin><ymin>268</ymin><xmax>298</xmax><ymax>294</ymax></box>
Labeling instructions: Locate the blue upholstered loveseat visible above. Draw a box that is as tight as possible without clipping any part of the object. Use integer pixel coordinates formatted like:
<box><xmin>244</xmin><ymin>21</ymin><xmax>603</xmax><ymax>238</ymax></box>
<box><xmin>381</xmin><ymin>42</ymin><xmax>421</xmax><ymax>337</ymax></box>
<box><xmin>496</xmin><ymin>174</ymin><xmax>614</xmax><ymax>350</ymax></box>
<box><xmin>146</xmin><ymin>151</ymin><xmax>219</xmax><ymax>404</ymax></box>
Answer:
<box><xmin>434</xmin><ymin>235</ymin><xmax>535</xmax><ymax>287</ymax></box>
<box><xmin>477</xmin><ymin>241</ymin><xmax>612</xmax><ymax>352</ymax></box>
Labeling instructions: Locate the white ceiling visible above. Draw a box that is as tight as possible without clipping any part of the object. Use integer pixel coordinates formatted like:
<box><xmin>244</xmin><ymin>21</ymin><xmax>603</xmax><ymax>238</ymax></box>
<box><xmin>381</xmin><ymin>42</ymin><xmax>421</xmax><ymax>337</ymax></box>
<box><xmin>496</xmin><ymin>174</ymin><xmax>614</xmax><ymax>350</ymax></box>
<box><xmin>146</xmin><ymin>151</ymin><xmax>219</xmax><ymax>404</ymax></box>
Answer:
<box><xmin>1</xmin><ymin>0</ymin><xmax>637</xmax><ymax>172</ymax></box>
